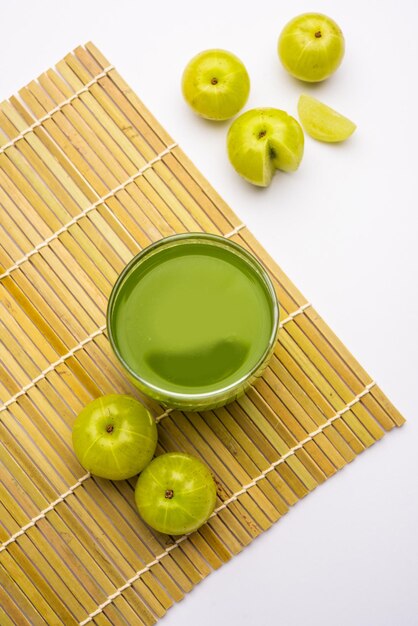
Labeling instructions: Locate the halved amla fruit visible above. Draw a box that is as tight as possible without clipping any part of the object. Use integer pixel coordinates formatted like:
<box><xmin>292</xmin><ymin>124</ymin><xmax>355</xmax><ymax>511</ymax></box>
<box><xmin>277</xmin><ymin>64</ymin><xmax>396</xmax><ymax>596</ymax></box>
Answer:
<box><xmin>227</xmin><ymin>108</ymin><xmax>304</xmax><ymax>187</ymax></box>
<box><xmin>297</xmin><ymin>94</ymin><xmax>356</xmax><ymax>143</ymax></box>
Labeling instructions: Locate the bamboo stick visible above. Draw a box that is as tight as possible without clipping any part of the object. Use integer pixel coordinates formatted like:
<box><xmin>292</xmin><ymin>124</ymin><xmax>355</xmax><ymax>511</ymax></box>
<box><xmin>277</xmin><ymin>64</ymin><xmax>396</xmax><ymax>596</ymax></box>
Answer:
<box><xmin>0</xmin><ymin>562</ymin><xmax>49</xmax><ymax>626</ymax></box>
<box><xmin>0</xmin><ymin>549</ymin><xmax>77</xmax><ymax>625</ymax></box>
<box><xmin>0</xmin><ymin>593</ymin><xmax>28</xmax><ymax>626</ymax></box>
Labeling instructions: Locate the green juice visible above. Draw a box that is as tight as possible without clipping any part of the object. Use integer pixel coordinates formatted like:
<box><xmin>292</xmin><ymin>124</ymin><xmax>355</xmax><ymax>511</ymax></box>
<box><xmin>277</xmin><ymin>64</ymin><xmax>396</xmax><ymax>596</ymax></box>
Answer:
<box><xmin>108</xmin><ymin>234</ymin><xmax>278</xmax><ymax>410</ymax></box>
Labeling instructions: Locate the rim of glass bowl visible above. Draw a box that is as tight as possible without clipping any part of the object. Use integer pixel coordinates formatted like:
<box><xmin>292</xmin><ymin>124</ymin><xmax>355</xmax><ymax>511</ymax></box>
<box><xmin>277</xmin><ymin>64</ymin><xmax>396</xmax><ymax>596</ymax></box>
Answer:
<box><xmin>106</xmin><ymin>232</ymin><xmax>279</xmax><ymax>403</ymax></box>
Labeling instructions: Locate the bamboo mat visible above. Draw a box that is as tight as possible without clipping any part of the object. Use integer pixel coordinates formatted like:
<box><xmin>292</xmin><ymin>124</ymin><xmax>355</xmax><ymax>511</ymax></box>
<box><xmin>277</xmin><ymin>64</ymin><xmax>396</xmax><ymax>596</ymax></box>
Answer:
<box><xmin>0</xmin><ymin>42</ymin><xmax>405</xmax><ymax>626</ymax></box>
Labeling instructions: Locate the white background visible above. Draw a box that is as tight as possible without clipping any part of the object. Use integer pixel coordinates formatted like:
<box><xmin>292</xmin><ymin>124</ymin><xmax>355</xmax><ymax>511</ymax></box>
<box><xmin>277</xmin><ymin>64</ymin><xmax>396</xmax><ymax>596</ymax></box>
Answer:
<box><xmin>2</xmin><ymin>1</ymin><xmax>417</xmax><ymax>625</ymax></box>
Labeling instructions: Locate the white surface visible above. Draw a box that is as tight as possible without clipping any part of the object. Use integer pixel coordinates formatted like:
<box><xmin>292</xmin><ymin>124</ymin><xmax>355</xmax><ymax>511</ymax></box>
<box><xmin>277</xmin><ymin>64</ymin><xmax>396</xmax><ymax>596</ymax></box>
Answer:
<box><xmin>2</xmin><ymin>1</ymin><xmax>417</xmax><ymax>625</ymax></box>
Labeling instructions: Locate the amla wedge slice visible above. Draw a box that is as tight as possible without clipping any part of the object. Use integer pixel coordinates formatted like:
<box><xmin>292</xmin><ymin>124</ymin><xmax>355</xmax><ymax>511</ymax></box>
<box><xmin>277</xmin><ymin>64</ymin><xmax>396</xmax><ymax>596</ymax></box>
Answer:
<box><xmin>298</xmin><ymin>94</ymin><xmax>356</xmax><ymax>142</ymax></box>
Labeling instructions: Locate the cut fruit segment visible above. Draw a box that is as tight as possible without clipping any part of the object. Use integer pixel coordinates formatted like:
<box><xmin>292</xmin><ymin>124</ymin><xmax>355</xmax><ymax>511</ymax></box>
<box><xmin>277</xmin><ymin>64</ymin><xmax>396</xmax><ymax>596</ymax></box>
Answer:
<box><xmin>297</xmin><ymin>94</ymin><xmax>356</xmax><ymax>142</ymax></box>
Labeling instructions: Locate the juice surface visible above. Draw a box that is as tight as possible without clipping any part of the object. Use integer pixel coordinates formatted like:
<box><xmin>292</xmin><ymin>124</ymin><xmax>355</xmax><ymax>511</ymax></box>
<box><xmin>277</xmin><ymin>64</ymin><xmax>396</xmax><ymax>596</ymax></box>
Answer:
<box><xmin>112</xmin><ymin>241</ymin><xmax>274</xmax><ymax>395</ymax></box>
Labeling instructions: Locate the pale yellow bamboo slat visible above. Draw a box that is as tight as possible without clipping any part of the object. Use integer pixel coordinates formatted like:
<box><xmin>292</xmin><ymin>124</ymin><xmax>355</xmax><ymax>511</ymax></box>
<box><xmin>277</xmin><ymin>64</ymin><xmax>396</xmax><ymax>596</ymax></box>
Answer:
<box><xmin>154</xmin><ymin>155</ymin><xmax>237</xmax><ymax>236</ymax></box>
<box><xmin>0</xmin><ymin>549</ymin><xmax>77</xmax><ymax>625</ymax></box>
<box><xmin>1</xmin><ymin>146</ymin><xmax>75</xmax><ymax>229</ymax></box>
<box><xmin>236</xmin><ymin>394</ymin><xmax>320</xmax><ymax>493</ymax></box>
<box><xmin>3</xmin><ymin>402</ymin><xmax>83</xmax><ymax>488</ymax></box>
<box><xmin>277</xmin><ymin>328</ymin><xmax>385</xmax><ymax>444</ymax></box>
<box><xmin>5</xmin><ymin>537</ymin><xmax>87</xmax><ymax>621</ymax></box>
<box><xmin>0</xmin><ymin>593</ymin><xmax>27</xmax><ymax>626</ymax></box>
<box><xmin>0</xmin><ymin>187</ymin><xmax>44</xmax><ymax>253</ymax></box>
<box><xmin>247</xmin><ymin>386</ymin><xmax>328</xmax><ymax>485</ymax></box>
<box><xmin>244</xmin><ymin>382</ymin><xmax>328</xmax><ymax>477</ymax></box>
<box><xmin>2</xmin><ymin>238</ymin><xmax>109</xmax><ymax>358</ymax></box>
<box><xmin>23</xmin><ymin>73</ymin><xmax>121</xmax><ymax>196</ymax></box>
<box><xmin>222</xmin><ymin>401</ymin><xmax>300</xmax><ymax>506</ymax></box>
<box><xmin>251</xmin><ymin>376</ymin><xmax>341</xmax><ymax>472</ymax></box>
<box><xmin>0</xmin><ymin>565</ymin><xmax>49</xmax><ymax>626</ymax></box>
<box><xmin>0</xmin><ymin>152</ymin><xmax>59</xmax><ymax>234</ymax></box>
<box><xmin>0</xmin><ymin>282</ymin><xmax>68</xmax><ymax>368</ymax></box>
<box><xmin>369</xmin><ymin>385</ymin><xmax>404</xmax><ymax>427</ymax></box>
<box><xmin>264</xmin><ymin>352</ymin><xmax>367</xmax><ymax>458</ymax></box>
<box><xmin>0</xmin><ymin>444</ymin><xmax>100</xmax><ymax>616</ymax></box>
<box><xmin>282</xmin><ymin>321</ymin><xmax>385</xmax><ymax>438</ymax></box>
<box><xmin>265</xmin><ymin>323</ymin><xmax>377</xmax><ymax>455</ymax></box>
<box><xmin>256</xmin><ymin>369</ymin><xmax>355</xmax><ymax>470</ymax></box>
<box><xmin>53</xmin><ymin>498</ymin><xmax>179</xmax><ymax>620</ymax></box>
<box><xmin>0</xmin><ymin>276</ymin><xmax>101</xmax><ymax>393</ymax></box>
<box><xmin>268</xmin><ymin>350</ymin><xmax>359</xmax><ymax>458</ymax></box>
<box><xmin>53</xmin><ymin>65</ymin><xmax>155</xmax><ymax>164</ymax></box>
<box><xmin>0</xmin><ymin>171</ymin><xmax>118</xmax><ymax>291</ymax></box>
<box><xmin>1</xmin><ymin>264</ymin><xmax>91</xmax><ymax>358</ymax></box>
<box><xmin>28</xmin><ymin>80</ymin><xmax>128</xmax><ymax>192</ymax></box>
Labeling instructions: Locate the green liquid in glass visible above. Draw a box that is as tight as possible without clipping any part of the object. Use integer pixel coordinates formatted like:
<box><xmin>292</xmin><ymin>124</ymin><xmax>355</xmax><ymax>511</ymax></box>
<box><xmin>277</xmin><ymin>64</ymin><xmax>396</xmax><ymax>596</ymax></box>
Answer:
<box><xmin>112</xmin><ymin>240</ymin><xmax>274</xmax><ymax>396</ymax></box>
